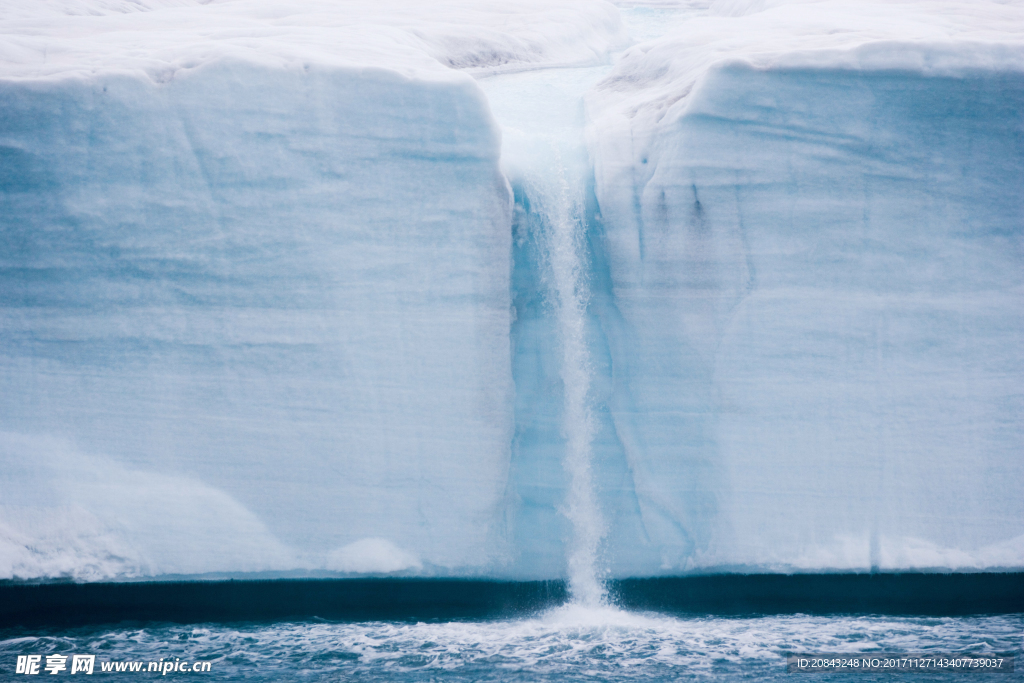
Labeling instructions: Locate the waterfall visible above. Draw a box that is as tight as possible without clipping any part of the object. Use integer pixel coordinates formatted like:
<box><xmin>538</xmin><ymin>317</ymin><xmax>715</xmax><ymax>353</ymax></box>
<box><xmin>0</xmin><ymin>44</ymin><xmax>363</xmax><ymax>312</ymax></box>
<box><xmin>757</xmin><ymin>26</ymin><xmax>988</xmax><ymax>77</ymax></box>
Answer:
<box><xmin>530</xmin><ymin>153</ymin><xmax>606</xmax><ymax>607</ymax></box>
<box><xmin>478</xmin><ymin>67</ymin><xmax>614</xmax><ymax>607</ymax></box>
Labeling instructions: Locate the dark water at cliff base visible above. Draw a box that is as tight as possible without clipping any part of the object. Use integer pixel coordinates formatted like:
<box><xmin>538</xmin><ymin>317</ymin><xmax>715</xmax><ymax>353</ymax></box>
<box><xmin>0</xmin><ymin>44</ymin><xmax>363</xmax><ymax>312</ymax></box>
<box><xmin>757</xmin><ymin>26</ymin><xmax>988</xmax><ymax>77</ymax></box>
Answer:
<box><xmin>2</xmin><ymin>573</ymin><xmax>1022</xmax><ymax>627</ymax></box>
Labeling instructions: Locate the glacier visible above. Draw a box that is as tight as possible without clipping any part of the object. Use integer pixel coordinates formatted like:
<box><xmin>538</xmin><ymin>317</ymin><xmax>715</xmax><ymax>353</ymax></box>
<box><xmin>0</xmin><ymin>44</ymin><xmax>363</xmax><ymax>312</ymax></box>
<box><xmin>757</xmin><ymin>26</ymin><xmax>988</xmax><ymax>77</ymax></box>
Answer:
<box><xmin>584</xmin><ymin>0</ymin><xmax>1024</xmax><ymax>574</ymax></box>
<box><xmin>0</xmin><ymin>0</ymin><xmax>1022</xmax><ymax>582</ymax></box>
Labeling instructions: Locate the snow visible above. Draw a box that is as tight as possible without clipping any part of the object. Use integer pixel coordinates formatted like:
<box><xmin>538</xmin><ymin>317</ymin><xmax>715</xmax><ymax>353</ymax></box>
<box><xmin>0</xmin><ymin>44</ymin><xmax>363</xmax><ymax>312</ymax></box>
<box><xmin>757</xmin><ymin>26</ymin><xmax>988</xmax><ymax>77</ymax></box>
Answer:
<box><xmin>1</xmin><ymin>0</ymin><xmax>1022</xmax><ymax>581</ymax></box>
<box><xmin>1</xmin><ymin>433</ymin><xmax>293</xmax><ymax>580</ymax></box>
<box><xmin>0</xmin><ymin>0</ymin><xmax>626</xmax><ymax>80</ymax></box>
<box><xmin>325</xmin><ymin>538</ymin><xmax>423</xmax><ymax>574</ymax></box>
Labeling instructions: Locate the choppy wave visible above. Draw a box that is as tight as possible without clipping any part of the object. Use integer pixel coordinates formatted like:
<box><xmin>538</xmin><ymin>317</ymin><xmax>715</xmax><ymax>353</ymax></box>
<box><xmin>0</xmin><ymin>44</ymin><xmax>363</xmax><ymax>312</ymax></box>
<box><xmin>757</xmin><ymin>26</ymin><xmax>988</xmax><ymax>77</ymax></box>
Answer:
<box><xmin>3</xmin><ymin>607</ymin><xmax>1021</xmax><ymax>681</ymax></box>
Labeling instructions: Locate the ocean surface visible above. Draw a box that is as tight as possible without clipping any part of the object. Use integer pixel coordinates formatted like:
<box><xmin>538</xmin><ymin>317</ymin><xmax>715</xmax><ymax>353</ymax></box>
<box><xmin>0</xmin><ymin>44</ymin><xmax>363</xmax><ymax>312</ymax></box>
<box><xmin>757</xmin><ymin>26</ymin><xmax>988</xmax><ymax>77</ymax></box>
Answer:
<box><xmin>3</xmin><ymin>606</ymin><xmax>1022</xmax><ymax>681</ymax></box>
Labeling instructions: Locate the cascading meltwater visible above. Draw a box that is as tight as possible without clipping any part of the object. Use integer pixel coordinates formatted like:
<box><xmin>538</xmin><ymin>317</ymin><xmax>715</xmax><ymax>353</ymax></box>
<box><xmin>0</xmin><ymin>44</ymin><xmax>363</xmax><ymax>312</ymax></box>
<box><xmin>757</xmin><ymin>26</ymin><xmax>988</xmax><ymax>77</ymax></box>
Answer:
<box><xmin>539</xmin><ymin>157</ymin><xmax>606</xmax><ymax>607</ymax></box>
<box><xmin>478</xmin><ymin>66</ymin><xmax>619</xmax><ymax>607</ymax></box>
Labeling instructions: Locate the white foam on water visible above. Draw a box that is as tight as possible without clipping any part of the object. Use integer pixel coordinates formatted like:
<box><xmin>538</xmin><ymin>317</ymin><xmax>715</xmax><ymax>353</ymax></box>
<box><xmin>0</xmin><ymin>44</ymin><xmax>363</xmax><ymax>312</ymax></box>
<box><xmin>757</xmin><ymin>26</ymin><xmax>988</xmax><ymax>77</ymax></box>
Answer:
<box><xmin>5</xmin><ymin>613</ymin><xmax>1020</xmax><ymax>681</ymax></box>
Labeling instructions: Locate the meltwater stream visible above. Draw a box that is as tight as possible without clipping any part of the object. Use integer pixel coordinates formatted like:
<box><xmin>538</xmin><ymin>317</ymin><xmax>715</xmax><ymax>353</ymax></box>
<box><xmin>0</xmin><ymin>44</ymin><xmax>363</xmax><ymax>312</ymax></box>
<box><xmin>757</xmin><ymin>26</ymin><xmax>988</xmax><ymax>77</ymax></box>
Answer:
<box><xmin>477</xmin><ymin>3</ymin><xmax>710</xmax><ymax>607</ymax></box>
<box><xmin>479</xmin><ymin>58</ymin><xmax>610</xmax><ymax>607</ymax></box>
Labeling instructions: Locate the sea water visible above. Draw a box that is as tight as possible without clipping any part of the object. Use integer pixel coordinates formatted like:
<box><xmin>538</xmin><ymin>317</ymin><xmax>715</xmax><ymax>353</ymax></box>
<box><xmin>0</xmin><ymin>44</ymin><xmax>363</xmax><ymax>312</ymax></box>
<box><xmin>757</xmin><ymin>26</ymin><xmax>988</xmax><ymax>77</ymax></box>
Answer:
<box><xmin>3</xmin><ymin>609</ymin><xmax>1021</xmax><ymax>681</ymax></box>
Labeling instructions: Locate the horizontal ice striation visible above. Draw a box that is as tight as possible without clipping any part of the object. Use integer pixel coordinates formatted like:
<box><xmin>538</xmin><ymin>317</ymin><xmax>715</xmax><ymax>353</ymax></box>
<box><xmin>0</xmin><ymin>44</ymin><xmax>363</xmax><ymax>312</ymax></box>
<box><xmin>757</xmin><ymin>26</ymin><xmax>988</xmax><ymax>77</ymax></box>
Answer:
<box><xmin>0</xmin><ymin>0</ymin><xmax>627</xmax><ymax>580</ymax></box>
<box><xmin>0</xmin><ymin>66</ymin><xmax>512</xmax><ymax>579</ymax></box>
<box><xmin>3</xmin><ymin>0</ymin><xmax>1024</xmax><ymax>580</ymax></box>
<box><xmin>586</xmin><ymin>0</ymin><xmax>1024</xmax><ymax>573</ymax></box>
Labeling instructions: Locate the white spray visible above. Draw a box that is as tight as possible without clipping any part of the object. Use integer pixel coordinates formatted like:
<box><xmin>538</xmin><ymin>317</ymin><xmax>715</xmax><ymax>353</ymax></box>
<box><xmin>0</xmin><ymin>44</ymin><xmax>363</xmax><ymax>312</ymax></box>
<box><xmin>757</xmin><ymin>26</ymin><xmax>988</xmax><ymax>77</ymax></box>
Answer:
<box><xmin>479</xmin><ymin>67</ymin><xmax>612</xmax><ymax>607</ymax></box>
<box><xmin>532</xmin><ymin>154</ymin><xmax>606</xmax><ymax>607</ymax></box>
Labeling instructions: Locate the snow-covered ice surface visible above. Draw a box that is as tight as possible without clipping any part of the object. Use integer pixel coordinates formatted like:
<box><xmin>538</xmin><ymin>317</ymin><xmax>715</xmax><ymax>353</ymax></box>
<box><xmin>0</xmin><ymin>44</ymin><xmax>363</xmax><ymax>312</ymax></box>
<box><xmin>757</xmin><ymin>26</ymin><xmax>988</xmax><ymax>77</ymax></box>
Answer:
<box><xmin>1</xmin><ymin>0</ymin><xmax>1023</xmax><ymax>580</ymax></box>
<box><xmin>0</xmin><ymin>0</ymin><xmax>626</xmax><ymax>78</ymax></box>
<box><xmin>2</xmin><ymin>610</ymin><xmax>1022</xmax><ymax>681</ymax></box>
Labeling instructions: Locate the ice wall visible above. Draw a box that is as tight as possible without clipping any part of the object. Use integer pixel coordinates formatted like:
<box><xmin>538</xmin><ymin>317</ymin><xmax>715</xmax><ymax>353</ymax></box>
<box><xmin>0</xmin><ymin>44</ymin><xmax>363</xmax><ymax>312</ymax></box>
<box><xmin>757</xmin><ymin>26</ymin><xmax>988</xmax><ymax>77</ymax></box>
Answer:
<box><xmin>0</xmin><ymin>0</ymin><xmax>626</xmax><ymax>579</ymax></box>
<box><xmin>586</xmin><ymin>0</ymin><xmax>1024</xmax><ymax>572</ymax></box>
<box><xmin>2</xmin><ymin>0</ymin><xmax>1022</xmax><ymax>581</ymax></box>
<box><xmin>0</xmin><ymin>65</ymin><xmax>514</xmax><ymax>579</ymax></box>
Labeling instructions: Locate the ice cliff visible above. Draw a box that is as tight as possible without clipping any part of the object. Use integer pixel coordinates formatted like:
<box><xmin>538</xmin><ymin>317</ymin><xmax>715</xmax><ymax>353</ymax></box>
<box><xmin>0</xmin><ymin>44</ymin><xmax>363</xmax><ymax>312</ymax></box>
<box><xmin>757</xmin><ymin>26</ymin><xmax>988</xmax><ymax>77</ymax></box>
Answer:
<box><xmin>0</xmin><ymin>0</ymin><xmax>1021</xmax><ymax>580</ymax></box>
<box><xmin>584</xmin><ymin>0</ymin><xmax>1024</xmax><ymax>574</ymax></box>
<box><xmin>0</xmin><ymin>0</ymin><xmax>627</xmax><ymax>579</ymax></box>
